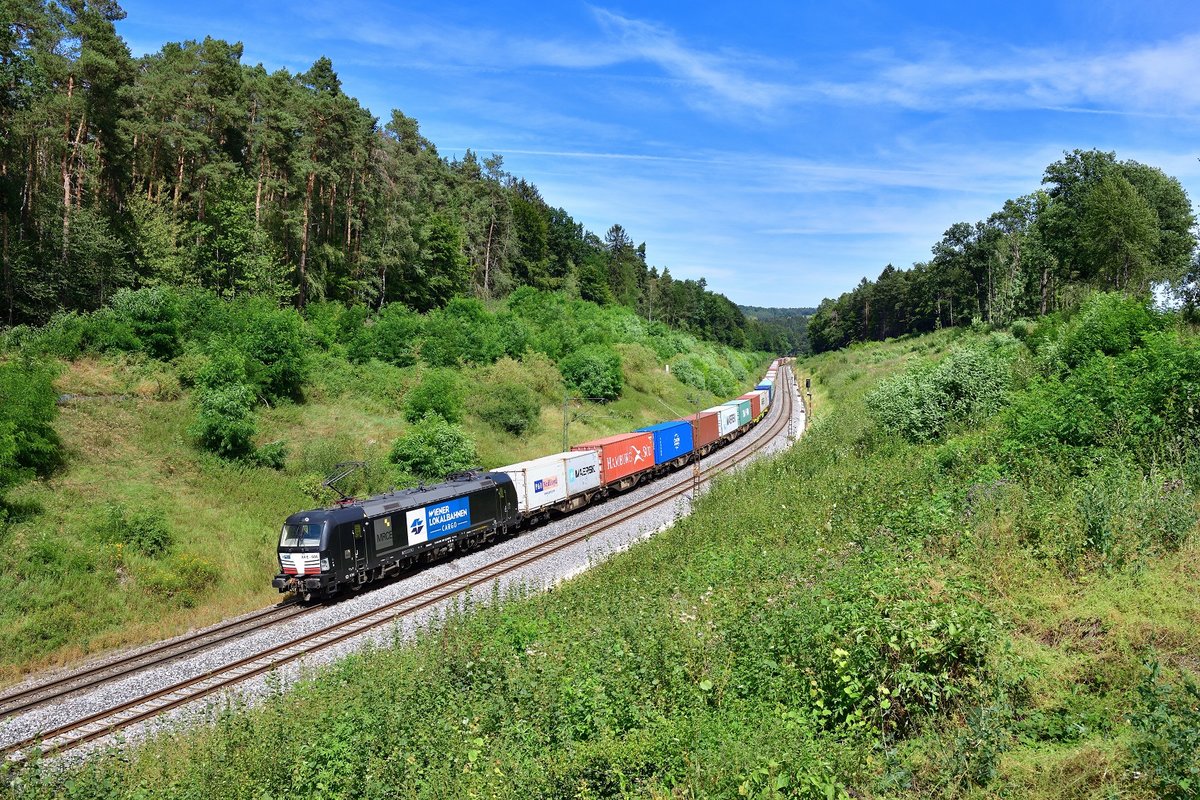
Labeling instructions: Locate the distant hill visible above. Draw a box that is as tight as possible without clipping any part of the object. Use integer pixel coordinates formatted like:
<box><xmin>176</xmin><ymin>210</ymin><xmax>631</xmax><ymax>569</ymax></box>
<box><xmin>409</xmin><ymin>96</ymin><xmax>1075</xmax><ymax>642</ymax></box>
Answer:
<box><xmin>739</xmin><ymin>306</ymin><xmax>815</xmax><ymax>355</ymax></box>
<box><xmin>739</xmin><ymin>306</ymin><xmax>818</xmax><ymax>319</ymax></box>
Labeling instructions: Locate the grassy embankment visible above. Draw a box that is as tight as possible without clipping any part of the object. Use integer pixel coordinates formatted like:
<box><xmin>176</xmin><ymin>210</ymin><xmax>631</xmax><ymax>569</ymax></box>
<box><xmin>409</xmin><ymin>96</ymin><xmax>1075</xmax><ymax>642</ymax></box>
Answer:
<box><xmin>0</xmin><ymin>292</ymin><xmax>766</xmax><ymax>683</ymax></box>
<box><xmin>5</xmin><ymin>295</ymin><xmax>1198</xmax><ymax>799</ymax></box>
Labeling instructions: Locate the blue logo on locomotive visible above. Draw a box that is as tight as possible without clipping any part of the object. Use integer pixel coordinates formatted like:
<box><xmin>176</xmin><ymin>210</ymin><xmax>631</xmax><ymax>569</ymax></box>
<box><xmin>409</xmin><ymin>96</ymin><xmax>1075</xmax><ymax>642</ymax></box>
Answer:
<box><xmin>409</xmin><ymin>516</ymin><xmax>424</xmax><ymax>539</ymax></box>
<box><xmin>425</xmin><ymin>496</ymin><xmax>472</xmax><ymax>539</ymax></box>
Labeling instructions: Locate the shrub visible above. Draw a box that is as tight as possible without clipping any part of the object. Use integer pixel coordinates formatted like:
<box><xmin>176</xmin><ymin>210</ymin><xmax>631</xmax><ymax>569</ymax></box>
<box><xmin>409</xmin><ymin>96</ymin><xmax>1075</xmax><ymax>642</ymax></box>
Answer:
<box><xmin>1130</xmin><ymin>661</ymin><xmax>1200</xmax><ymax>800</ymax></box>
<box><xmin>1055</xmin><ymin>293</ymin><xmax>1159</xmax><ymax>370</ymax></box>
<box><xmin>141</xmin><ymin>552</ymin><xmax>220</xmax><ymax>607</ymax></box>
<box><xmin>403</xmin><ymin>368</ymin><xmax>465</xmax><ymax>423</ymax></box>
<box><xmin>559</xmin><ymin>344</ymin><xmax>623</xmax><ymax>402</ymax></box>
<box><xmin>190</xmin><ymin>382</ymin><xmax>258</xmax><ymax>459</ymax></box>
<box><xmin>420</xmin><ymin>298</ymin><xmax>505</xmax><ymax>367</ymax></box>
<box><xmin>232</xmin><ymin>298</ymin><xmax>307</xmax><ymax>402</ymax></box>
<box><xmin>108</xmin><ymin>286</ymin><xmax>182</xmax><ymax>359</ymax></box>
<box><xmin>195</xmin><ymin>340</ymin><xmax>250</xmax><ymax>390</ymax></box>
<box><xmin>1005</xmin><ymin>328</ymin><xmax>1200</xmax><ymax>462</ymax></box>
<box><xmin>304</xmin><ymin>301</ymin><xmax>369</xmax><ymax>352</ymax></box>
<box><xmin>388</xmin><ymin>413</ymin><xmax>478</xmax><ymax>481</ymax></box>
<box><xmin>252</xmin><ymin>440</ymin><xmax>289</xmax><ymax>470</ymax></box>
<box><xmin>348</xmin><ymin>303</ymin><xmax>423</xmax><ymax>366</ymax></box>
<box><xmin>869</xmin><ymin>343</ymin><xmax>1011</xmax><ymax>442</ymax></box>
<box><xmin>668</xmin><ymin>355</ymin><xmax>707</xmax><ymax>392</ymax></box>
<box><xmin>0</xmin><ymin>362</ymin><xmax>62</xmax><ymax>497</ymax></box>
<box><xmin>474</xmin><ymin>373</ymin><xmax>542</xmax><ymax>435</ymax></box>
<box><xmin>99</xmin><ymin>503</ymin><xmax>175</xmax><ymax>557</ymax></box>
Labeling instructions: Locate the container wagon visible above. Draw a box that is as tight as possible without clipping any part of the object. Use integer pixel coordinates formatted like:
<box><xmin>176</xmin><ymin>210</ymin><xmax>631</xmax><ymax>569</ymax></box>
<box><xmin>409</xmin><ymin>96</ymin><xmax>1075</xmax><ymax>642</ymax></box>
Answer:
<box><xmin>496</xmin><ymin>450</ymin><xmax>602</xmax><ymax>521</ymax></box>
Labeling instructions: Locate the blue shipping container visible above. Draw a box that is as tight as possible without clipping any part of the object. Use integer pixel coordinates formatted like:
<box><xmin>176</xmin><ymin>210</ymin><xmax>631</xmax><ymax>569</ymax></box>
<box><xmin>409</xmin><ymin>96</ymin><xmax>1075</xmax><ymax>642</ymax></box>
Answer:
<box><xmin>756</xmin><ymin>382</ymin><xmax>775</xmax><ymax>403</ymax></box>
<box><xmin>637</xmin><ymin>420</ymin><xmax>695</xmax><ymax>465</ymax></box>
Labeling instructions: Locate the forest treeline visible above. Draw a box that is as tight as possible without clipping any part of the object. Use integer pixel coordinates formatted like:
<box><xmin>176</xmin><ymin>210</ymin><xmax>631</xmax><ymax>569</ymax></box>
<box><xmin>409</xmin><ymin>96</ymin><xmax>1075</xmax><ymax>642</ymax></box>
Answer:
<box><xmin>0</xmin><ymin>1</ymin><xmax>792</xmax><ymax>352</ymax></box>
<box><xmin>807</xmin><ymin>149</ymin><xmax>1198</xmax><ymax>353</ymax></box>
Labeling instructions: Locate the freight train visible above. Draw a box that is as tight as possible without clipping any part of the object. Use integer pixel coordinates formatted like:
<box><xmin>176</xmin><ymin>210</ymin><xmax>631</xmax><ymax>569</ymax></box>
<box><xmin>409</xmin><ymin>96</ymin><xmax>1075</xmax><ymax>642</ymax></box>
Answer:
<box><xmin>273</xmin><ymin>361</ymin><xmax>786</xmax><ymax>600</ymax></box>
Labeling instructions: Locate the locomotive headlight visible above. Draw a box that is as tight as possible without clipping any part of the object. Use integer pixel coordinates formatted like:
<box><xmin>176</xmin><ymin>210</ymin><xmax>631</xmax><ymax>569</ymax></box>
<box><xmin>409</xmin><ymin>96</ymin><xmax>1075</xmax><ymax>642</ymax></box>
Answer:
<box><xmin>321</xmin><ymin>557</ymin><xmax>330</xmax><ymax>572</ymax></box>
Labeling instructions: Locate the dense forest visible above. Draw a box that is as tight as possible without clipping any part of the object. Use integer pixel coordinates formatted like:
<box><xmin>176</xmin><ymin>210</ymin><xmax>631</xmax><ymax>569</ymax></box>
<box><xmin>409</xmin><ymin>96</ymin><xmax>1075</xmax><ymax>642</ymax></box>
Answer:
<box><xmin>807</xmin><ymin>149</ymin><xmax>1198</xmax><ymax>352</ymax></box>
<box><xmin>739</xmin><ymin>305</ymin><xmax>814</xmax><ymax>355</ymax></box>
<box><xmin>0</xmin><ymin>1</ymin><xmax>790</xmax><ymax>352</ymax></box>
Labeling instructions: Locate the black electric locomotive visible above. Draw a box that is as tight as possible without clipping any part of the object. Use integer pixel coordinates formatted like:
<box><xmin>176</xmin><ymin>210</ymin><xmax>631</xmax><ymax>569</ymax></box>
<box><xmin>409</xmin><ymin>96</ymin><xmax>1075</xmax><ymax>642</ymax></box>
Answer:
<box><xmin>273</xmin><ymin>469</ymin><xmax>519</xmax><ymax>600</ymax></box>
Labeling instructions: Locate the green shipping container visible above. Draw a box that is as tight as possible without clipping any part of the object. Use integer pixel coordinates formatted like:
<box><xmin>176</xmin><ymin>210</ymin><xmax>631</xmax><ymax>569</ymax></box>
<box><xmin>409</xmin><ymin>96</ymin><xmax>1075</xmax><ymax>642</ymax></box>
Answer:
<box><xmin>721</xmin><ymin>399</ymin><xmax>752</xmax><ymax>428</ymax></box>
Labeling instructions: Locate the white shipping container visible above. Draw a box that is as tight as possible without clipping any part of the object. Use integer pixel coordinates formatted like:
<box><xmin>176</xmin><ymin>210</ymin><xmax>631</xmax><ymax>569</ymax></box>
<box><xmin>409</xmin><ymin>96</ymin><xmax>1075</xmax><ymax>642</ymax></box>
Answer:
<box><xmin>704</xmin><ymin>405</ymin><xmax>740</xmax><ymax>436</ymax></box>
<box><xmin>496</xmin><ymin>454</ymin><xmax>569</xmax><ymax>513</ymax></box>
<box><xmin>564</xmin><ymin>449</ymin><xmax>602</xmax><ymax>494</ymax></box>
<box><xmin>752</xmin><ymin>388</ymin><xmax>770</xmax><ymax>412</ymax></box>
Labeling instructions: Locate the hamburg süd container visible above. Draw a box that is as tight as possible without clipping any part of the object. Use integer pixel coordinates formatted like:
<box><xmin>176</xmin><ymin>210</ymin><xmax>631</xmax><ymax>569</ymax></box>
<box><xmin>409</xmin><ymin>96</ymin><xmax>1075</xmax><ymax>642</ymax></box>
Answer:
<box><xmin>571</xmin><ymin>431</ymin><xmax>655</xmax><ymax>486</ymax></box>
<box><xmin>704</xmin><ymin>405</ymin><xmax>740</xmax><ymax>437</ymax></box>
<box><xmin>722</xmin><ymin>399</ymin><xmax>752</xmax><ymax>428</ymax></box>
<box><xmin>637</xmin><ymin>420</ymin><xmax>694</xmax><ymax>466</ymax></box>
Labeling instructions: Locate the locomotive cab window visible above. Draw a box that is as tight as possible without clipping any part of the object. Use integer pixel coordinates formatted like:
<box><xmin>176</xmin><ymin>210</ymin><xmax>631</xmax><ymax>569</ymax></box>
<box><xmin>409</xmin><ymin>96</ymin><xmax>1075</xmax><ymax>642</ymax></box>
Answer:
<box><xmin>280</xmin><ymin>523</ymin><xmax>323</xmax><ymax>548</ymax></box>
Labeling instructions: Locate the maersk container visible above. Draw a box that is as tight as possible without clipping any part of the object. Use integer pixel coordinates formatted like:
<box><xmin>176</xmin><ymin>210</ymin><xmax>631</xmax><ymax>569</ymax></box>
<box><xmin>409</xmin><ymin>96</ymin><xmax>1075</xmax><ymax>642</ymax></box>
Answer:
<box><xmin>563</xmin><ymin>449</ymin><xmax>602</xmax><ymax>495</ymax></box>
<box><xmin>722</xmin><ymin>399</ymin><xmax>752</xmax><ymax>428</ymax></box>
<box><xmin>687</xmin><ymin>410</ymin><xmax>721</xmax><ymax>450</ymax></box>
<box><xmin>496</xmin><ymin>454</ymin><xmax>569</xmax><ymax>514</ymax></box>
<box><xmin>704</xmin><ymin>404</ymin><xmax>740</xmax><ymax>436</ymax></box>
<box><xmin>571</xmin><ymin>431</ymin><xmax>655</xmax><ymax>486</ymax></box>
<box><xmin>738</xmin><ymin>392</ymin><xmax>762</xmax><ymax>420</ymax></box>
<box><xmin>637</xmin><ymin>420</ymin><xmax>694</xmax><ymax>466</ymax></box>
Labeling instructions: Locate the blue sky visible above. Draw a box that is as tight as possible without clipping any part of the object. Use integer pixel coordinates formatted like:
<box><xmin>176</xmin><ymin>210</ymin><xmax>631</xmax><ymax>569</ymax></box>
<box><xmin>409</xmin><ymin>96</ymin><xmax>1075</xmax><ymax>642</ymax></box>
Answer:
<box><xmin>116</xmin><ymin>1</ymin><xmax>1200</xmax><ymax>308</ymax></box>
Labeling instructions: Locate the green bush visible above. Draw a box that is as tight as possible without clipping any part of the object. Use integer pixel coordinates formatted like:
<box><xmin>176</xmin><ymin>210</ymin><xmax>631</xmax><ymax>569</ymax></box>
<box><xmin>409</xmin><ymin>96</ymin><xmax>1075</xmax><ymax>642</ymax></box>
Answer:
<box><xmin>1055</xmin><ymin>292</ymin><xmax>1159</xmax><ymax>370</ymax></box>
<box><xmin>189</xmin><ymin>383</ymin><xmax>258</xmax><ymax>459</ymax></box>
<box><xmin>559</xmin><ymin>344</ymin><xmax>623</xmax><ymax>402</ymax></box>
<box><xmin>99</xmin><ymin>503</ymin><xmax>175</xmax><ymax>557</ymax></box>
<box><xmin>141</xmin><ymin>552</ymin><xmax>220</xmax><ymax>607</ymax></box>
<box><xmin>420</xmin><ymin>298</ymin><xmax>509</xmax><ymax>367</ymax></box>
<box><xmin>403</xmin><ymin>368</ymin><xmax>465</xmax><ymax>423</ymax></box>
<box><xmin>304</xmin><ymin>301</ymin><xmax>370</xmax><ymax>353</ymax></box>
<box><xmin>869</xmin><ymin>342</ymin><xmax>1011</xmax><ymax>442</ymax></box>
<box><xmin>252</xmin><ymin>440</ymin><xmax>289</xmax><ymax>470</ymax></box>
<box><xmin>0</xmin><ymin>362</ymin><xmax>62</xmax><ymax>498</ymax></box>
<box><xmin>668</xmin><ymin>354</ymin><xmax>707</xmax><ymax>392</ymax></box>
<box><xmin>1130</xmin><ymin>662</ymin><xmax>1200</xmax><ymax>800</ymax></box>
<box><xmin>109</xmin><ymin>286</ymin><xmax>182</xmax><ymax>359</ymax></box>
<box><xmin>1005</xmin><ymin>329</ymin><xmax>1200</xmax><ymax>462</ymax></box>
<box><xmin>348</xmin><ymin>303</ymin><xmax>423</xmax><ymax>366</ymax></box>
<box><xmin>388</xmin><ymin>412</ymin><xmax>478</xmax><ymax>481</ymax></box>
<box><xmin>232</xmin><ymin>298</ymin><xmax>307</xmax><ymax>402</ymax></box>
<box><xmin>474</xmin><ymin>369</ymin><xmax>542</xmax><ymax>435</ymax></box>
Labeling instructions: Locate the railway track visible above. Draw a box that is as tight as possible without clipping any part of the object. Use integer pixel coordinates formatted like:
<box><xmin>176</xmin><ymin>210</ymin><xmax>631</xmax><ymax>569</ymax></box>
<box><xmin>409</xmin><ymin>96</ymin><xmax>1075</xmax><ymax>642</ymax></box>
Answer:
<box><xmin>0</xmin><ymin>602</ymin><xmax>308</xmax><ymax>723</ymax></box>
<box><xmin>2</xmin><ymin>369</ymin><xmax>796</xmax><ymax>761</ymax></box>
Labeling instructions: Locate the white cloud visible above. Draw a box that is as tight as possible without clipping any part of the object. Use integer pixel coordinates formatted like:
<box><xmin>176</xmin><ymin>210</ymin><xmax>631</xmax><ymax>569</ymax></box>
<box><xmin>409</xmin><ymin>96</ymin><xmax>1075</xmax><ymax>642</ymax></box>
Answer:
<box><xmin>811</xmin><ymin>34</ymin><xmax>1200</xmax><ymax>115</ymax></box>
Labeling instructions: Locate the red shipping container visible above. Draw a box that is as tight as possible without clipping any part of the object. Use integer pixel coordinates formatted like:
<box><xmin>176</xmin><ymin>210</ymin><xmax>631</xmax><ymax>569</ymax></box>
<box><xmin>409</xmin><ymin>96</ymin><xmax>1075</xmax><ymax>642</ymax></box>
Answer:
<box><xmin>685</xmin><ymin>410</ymin><xmax>720</xmax><ymax>449</ymax></box>
<box><xmin>738</xmin><ymin>392</ymin><xmax>762</xmax><ymax>419</ymax></box>
<box><xmin>572</xmin><ymin>431</ymin><xmax>655</xmax><ymax>486</ymax></box>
